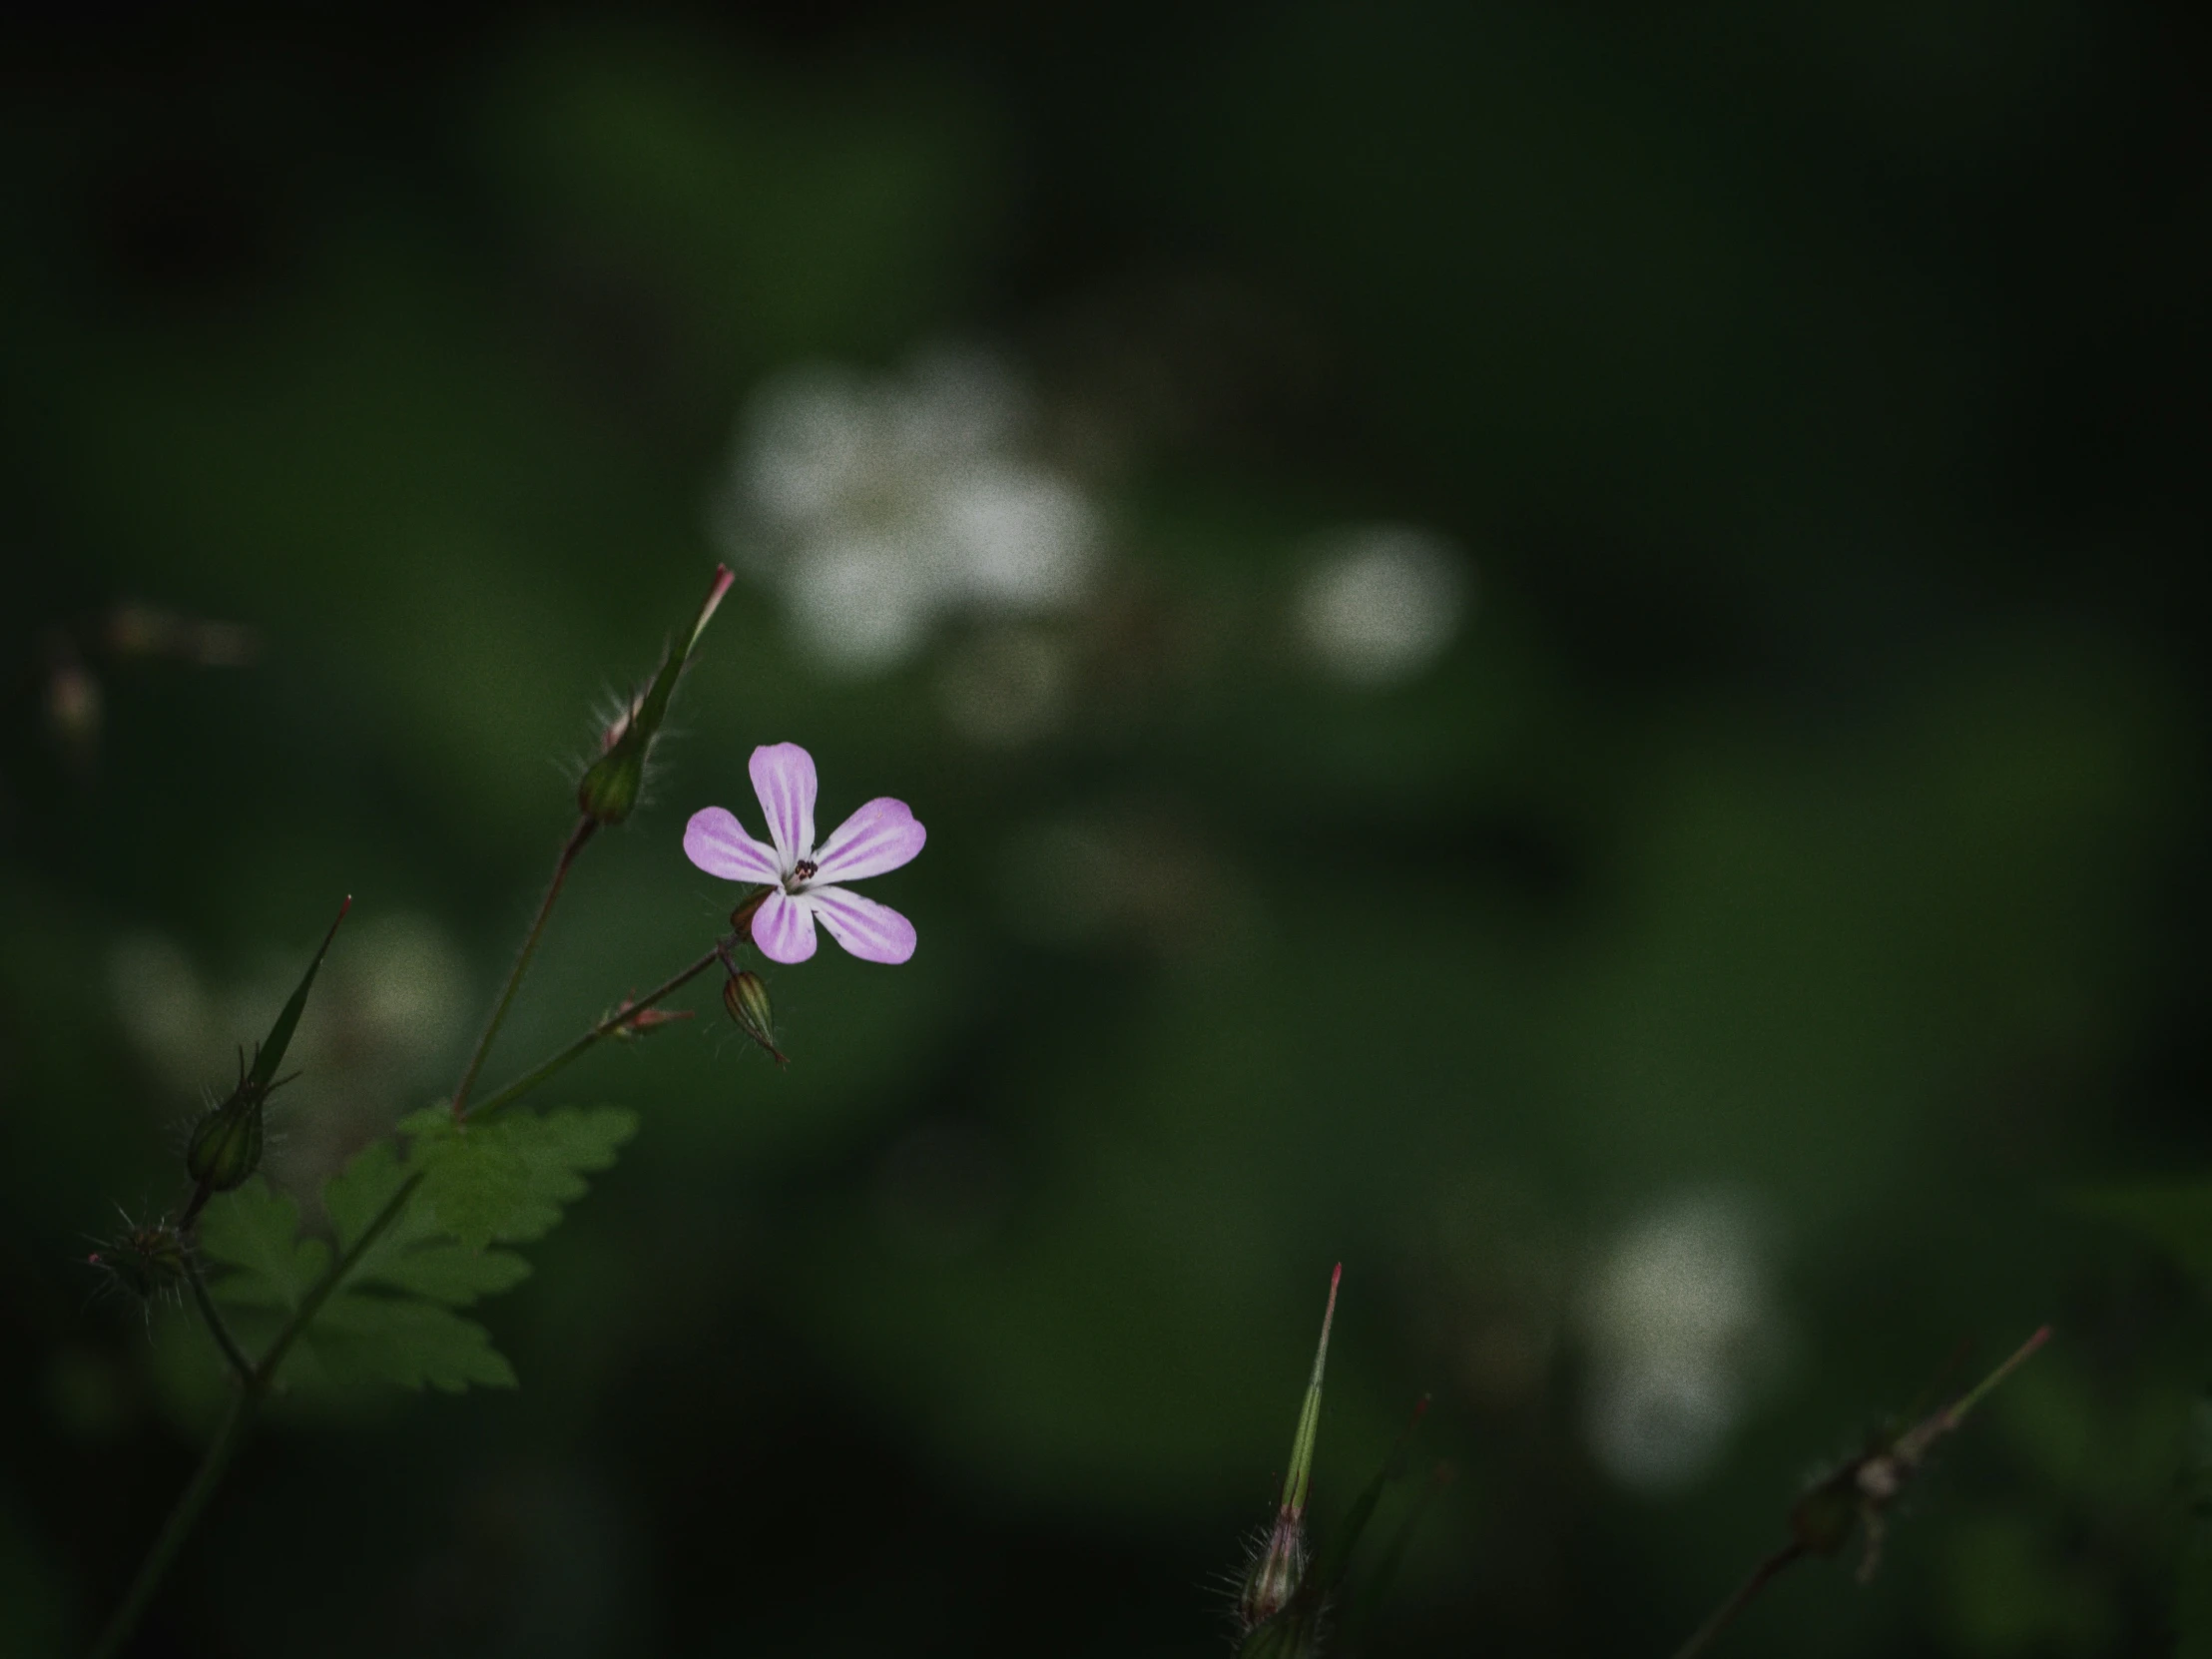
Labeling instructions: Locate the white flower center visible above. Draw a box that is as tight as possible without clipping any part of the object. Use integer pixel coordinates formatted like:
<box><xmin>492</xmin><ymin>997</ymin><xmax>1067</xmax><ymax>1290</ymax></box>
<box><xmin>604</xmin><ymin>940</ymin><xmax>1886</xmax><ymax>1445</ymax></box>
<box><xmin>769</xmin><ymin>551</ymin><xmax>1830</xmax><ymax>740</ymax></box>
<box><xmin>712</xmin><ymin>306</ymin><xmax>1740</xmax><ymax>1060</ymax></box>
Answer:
<box><xmin>784</xmin><ymin>858</ymin><xmax>819</xmax><ymax>893</ymax></box>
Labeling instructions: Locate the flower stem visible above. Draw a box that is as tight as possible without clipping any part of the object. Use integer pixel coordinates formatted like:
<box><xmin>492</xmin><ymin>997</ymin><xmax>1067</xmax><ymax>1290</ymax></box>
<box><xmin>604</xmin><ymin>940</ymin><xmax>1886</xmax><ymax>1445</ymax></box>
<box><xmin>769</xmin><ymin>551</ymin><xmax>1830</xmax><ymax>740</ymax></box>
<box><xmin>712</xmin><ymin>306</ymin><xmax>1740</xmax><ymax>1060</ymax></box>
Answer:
<box><xmin>183</xmin><ymin>1260</ymin><xmax>253</xmax><ymax>1384</ymax></box>
<box><xmin>1671</xmin><ymin>1540</ymin><xmax>1806</xmax><ymax>1659</ymax></box>
<box><xmin>448</xmin><ymin>816</ymin><xmax>597</xmax><ymax>1118</ymax></box>
<box><xmin>85</xmin><ymin>1390</ymin><xmax>255</xmax><ymax>1659</ymax></box>
<box><xmin>464</xmin><ymin>943</ymin><xmax>726</xmax><ymax>1124</ymax></box>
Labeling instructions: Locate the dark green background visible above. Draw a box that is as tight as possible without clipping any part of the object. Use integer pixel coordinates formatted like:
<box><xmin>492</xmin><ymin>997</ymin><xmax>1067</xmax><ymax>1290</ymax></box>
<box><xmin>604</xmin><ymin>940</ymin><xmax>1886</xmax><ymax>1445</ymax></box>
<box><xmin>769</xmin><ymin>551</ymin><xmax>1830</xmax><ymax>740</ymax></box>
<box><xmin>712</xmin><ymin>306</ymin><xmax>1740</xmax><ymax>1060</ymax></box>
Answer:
<box><xmin>3</xmin><ymin>4</ymin><xmax>2208</xmax><ymax>1654</ymax></box>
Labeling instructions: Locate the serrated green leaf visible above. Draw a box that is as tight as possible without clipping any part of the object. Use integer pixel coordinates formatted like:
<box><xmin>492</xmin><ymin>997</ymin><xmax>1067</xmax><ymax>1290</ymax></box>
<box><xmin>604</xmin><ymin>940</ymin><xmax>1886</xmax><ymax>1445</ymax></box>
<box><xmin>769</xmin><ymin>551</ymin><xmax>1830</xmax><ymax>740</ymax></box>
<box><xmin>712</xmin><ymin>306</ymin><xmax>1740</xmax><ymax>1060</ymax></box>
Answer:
<box><xmin>322</xmin><ymin>1137</ymin><xmax>410</xmax><ymax>1249</ymax></box>
<box><xmin>358</xmin><ymin>1243</ymin><xmax>532</xmax><ymax>1305</ymax></box>
<box><xmin>194</xmin><ymin>1106</ymin><xmax>634</xmax><ymax>1393</ymax></box>
<box><xmin>200</xmin><ymin>1178</ymin><xmax>330</xmax><ymax>1312</ymax></box>
<box><xmin>309</xmin><ymin>1296</ymin><xmax>519</xmax><ymax>1391</ymax></box>
<box><xmin>399</xmin><ymin>1104</ymin><xmax>637</xmax><ymax>1248</ymax></box>
<box><xmin>325</xmin><ymin>1136</ymin><xmax>532</xmax><ymax>1305</ymax></box>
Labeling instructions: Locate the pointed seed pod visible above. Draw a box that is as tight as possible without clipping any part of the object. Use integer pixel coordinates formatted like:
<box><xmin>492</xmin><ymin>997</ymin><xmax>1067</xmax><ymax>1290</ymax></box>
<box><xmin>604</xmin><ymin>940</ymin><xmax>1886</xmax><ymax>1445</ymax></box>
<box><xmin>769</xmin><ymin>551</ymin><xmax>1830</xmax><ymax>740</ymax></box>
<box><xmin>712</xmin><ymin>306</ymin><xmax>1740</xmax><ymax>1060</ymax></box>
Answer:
<box><xmin>178</xmin><ymin>896</ymin><xmax>350</xmax><ymax>1215</ymax></box>
<box><xmin>578</xmin><ymin>565</ymin><xmax>734</xmax><ymax>826</ymax></box>
<box><xmin>1239</xmin><ymin>1264</ymin><xmax>1341</xmax><ymax>1635</ymax></box>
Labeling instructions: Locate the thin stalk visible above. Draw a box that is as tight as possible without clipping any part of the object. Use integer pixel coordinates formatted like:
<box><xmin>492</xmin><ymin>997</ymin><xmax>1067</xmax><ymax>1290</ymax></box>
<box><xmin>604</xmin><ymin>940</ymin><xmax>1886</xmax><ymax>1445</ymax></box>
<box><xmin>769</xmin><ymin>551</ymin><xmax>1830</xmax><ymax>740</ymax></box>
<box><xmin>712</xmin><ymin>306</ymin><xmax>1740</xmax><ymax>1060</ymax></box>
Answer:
<box><xmin>464</xmin><ymin>943</ymin><xmax>725</xmax><ymax>1123</ymax></box>
<box><xmin>85</xmin><ymin>1391</ymin><xmax>254</xmax><ymax>1659</ymax></box>
<box><xmin>183</xmin><ymin>1260</ymin><xmax>253</xmax><ymax>1384</ymax></box>
<box><xmin>1671</xmin><ymin>1541</ymin><xmax>1806</xmax><ymax>1659</ymax></box>
<box><xmin>1940</xmin><ymin>1326</ymin><xmax>2051</xmax><ymax>1430</ymax></box>
<box><xmin>448</xmin><ymin>816</ymin><xmax>597</xmax><ymax>1117</ymax></box>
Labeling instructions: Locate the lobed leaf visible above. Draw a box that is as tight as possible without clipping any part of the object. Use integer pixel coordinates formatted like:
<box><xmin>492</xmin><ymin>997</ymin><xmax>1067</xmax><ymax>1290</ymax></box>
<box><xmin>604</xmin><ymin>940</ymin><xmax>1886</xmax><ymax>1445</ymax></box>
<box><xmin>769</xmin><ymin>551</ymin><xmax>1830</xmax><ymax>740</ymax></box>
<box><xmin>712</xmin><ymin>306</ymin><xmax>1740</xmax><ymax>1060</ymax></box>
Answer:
<box><xmin>198</xmin><ymin>1105</ymin><xmax>635</xmax><ymax>1392</ymax></box>
<box><xmin>324</xmin><ymin>1139</ymin><xmax>532</xmax><ymax>1305</ymax></box>
<box><xmin>398</xmin><ymin>1104</ymin><xmax>638</xmax><ymax>1248</ymax></box>
<box><xmin>197</xmin><ymin>1178</ymin><xmax>329</xmax><ymax>1311</ymax></box>
<box><xmin>308</xmin><ymin>1296</ymin><xmax>520</xmax><ymax>1391</ymax></box>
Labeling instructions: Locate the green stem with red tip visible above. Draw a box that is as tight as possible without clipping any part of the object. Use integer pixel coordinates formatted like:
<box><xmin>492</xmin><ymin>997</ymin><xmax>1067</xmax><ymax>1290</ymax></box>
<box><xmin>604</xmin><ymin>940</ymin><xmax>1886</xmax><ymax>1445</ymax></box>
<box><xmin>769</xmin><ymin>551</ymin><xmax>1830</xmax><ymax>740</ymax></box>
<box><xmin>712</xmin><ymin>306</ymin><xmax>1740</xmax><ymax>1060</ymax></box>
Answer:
<box><xmin>449</xmin><ymin>563</ymin><xmax>733</xmax><ymax>1122</ymax></box>
<box><xmin>1281</xmin><ymin>1263</ymin><xmax>1341</xmax><ymax>1519</ymax></box>
<box><xmin>1940</xmin><ymin>1325</ymin><xmax>2051</xmax><ymax>1430</ymax></box>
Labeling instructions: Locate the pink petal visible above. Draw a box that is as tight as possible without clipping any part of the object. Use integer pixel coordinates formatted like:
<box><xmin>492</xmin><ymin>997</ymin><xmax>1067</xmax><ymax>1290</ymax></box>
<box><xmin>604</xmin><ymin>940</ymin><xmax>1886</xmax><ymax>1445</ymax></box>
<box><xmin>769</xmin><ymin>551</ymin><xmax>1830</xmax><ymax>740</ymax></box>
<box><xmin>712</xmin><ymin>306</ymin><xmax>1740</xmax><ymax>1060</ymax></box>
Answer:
<box><xmin>682</xmin><ymin>807</ymin><xmax>781</xmax><ymax>883</ymax></box>
<box><xmin>749</xmin><ymin>888</ymin><xmax>818</xmax><ymax>963</ymax></box>
<box><xmin>749</xmin><ymin>743</ymin><xmax>818</xmax><ymax>868</ymax></box>
<box><xmin>805</xmin><ymin>884</ymin><xmax>916</xmax><ymax>964</ymax></box>
<box><xmin>813</xmin><ymin>798</ymin><xmax>927</xmax><ymax>884</ymax></box>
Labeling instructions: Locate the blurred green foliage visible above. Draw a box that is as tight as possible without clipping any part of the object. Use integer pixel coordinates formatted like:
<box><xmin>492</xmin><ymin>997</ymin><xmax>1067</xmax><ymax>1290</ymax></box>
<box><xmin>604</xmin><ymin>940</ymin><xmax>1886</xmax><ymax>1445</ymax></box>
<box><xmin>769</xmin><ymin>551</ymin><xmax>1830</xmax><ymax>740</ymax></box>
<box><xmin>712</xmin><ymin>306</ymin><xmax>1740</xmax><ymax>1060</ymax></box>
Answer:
<box><xmin>2</xmin><ymin>4</ymin><xmax>2208</xmax><ymax>1657</ymax></box>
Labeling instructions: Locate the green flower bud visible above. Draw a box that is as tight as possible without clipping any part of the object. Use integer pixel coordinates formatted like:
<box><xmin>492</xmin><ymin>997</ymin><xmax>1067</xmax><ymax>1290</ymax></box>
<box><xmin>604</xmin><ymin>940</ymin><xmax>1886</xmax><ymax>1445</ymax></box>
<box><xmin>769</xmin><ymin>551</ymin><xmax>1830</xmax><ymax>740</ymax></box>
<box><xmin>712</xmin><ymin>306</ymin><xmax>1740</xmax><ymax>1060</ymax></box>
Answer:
<box><xmin>723</xmin><ymin>968</ymin><xmax>785</xmax><ymax>1063</ymax></box>
<box><xmin>577</xmin><ymin>741</ymin><xmax>646</xmax><ymax>827</ymax></box>
<box><xmin>185</xmin><ymin>1095</ymin><xmax>265</xmax><ymax>1194</ymax></box>
<box><xmin>90</xmin><ymin>1222</ymin><xmax>188</xmax><ymax>1301</ymax></box>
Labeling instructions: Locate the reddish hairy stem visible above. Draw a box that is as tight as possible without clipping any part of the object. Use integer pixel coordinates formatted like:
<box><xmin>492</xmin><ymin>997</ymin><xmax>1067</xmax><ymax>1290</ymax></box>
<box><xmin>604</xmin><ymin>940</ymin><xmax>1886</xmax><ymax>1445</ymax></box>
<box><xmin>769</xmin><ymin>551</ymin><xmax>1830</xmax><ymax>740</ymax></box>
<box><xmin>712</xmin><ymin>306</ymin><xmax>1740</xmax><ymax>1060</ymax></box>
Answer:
<box><xmin>449</xmin><ymin>816</ymin><xmax>596</xmax><ymax>1118</ymax></box>
<box><xmin>462</xmin><ymin>943</ymin><xmax>727</xmax><ymax>1123</ymax></box>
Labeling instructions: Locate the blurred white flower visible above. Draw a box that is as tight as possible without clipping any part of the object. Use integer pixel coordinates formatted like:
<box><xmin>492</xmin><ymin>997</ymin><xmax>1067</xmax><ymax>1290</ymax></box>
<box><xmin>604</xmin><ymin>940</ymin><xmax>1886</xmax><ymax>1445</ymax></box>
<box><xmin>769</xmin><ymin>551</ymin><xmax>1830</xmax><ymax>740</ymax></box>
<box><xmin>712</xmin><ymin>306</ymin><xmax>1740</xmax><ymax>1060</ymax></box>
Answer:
<box><xmin>108</xmin><ymin>935</ymin><xmax>213</xmax><ymax>1094</ymax></box>
<box><xmin>720</xmin><ymin>348</ymin><xmax>1102</xmax><ymax>673</ymax></box>
<box><xmin>1296</xmin><ymin>524</ymin><xmax>1469</xmax><ymax>684</ymax></box>
<box><xmin>112</xmin><ymin>916</ymin><xmax>471</xmax><ymax>1085</ymax></box>
<box><xmin>1579</xmin><ymin>1194</ymin><xmax>1780</xmax><ymax>1491</ymax></box>
<box><xmin>998</xmin><ymin>812</ymin><xmax>1247</xmax><ymax>957</ymax></box>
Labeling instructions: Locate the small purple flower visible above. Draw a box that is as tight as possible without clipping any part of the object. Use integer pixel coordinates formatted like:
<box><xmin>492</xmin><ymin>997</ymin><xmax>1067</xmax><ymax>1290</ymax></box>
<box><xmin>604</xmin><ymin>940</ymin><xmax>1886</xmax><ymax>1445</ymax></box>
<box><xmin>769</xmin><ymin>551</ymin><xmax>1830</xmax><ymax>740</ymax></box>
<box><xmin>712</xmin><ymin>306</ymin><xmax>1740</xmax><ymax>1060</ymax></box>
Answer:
<box><xmin>683</xmin><ymin>743</ymin><xmax>925</xmax><ymax>965</ymax></box>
